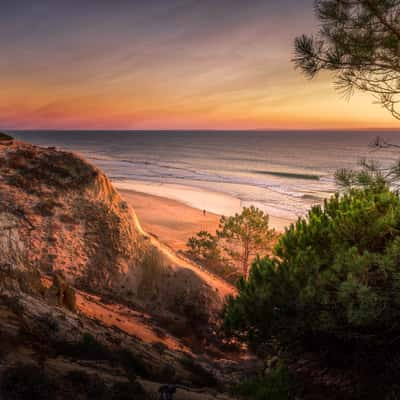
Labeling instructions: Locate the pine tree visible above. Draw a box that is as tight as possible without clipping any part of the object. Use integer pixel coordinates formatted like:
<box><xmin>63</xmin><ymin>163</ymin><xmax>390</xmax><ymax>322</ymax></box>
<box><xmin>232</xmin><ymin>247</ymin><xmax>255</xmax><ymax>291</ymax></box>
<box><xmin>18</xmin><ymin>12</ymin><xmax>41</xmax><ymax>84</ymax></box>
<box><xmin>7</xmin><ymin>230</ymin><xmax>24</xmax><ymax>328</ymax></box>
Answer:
<box><xmin>217</xmin><ymin>206</ymin><xmax>275</xmax><ymax>279</ymax></box>
<box><xmin>223</xmin><ymin>185</ymin><xmax>400</xmax><ymax>388</ymax></box>
<box><xmin>294</xmin><ymin>0</ymin><xmax>400</xmax><ymax>119</ymax></box>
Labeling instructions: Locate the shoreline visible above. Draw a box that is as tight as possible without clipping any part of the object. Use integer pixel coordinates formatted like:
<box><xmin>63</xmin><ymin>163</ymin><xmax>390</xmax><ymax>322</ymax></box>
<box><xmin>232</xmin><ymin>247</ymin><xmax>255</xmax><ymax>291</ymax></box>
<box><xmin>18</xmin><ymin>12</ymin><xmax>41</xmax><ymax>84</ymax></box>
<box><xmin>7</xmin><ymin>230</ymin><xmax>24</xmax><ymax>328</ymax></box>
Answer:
<box><xmin>119</xmin><ymin>187</ymin><xmax>292</xmax><ymax>253</ymax></box>
<box><xmin>115</xmin><ymin>180</ymin><xmax>242</xmax><ymax>216</ymax></box>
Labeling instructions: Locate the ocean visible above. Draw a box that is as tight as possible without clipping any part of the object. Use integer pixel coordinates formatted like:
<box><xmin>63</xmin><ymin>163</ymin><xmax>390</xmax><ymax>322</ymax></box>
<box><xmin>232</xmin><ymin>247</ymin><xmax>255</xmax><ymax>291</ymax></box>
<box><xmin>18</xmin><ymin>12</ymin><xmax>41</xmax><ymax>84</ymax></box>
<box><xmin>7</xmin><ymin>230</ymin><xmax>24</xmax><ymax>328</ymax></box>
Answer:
<box><xmin>11</xmin><ymin>130</ymin><xmax>400</xmax><ymax>221</ymax></box>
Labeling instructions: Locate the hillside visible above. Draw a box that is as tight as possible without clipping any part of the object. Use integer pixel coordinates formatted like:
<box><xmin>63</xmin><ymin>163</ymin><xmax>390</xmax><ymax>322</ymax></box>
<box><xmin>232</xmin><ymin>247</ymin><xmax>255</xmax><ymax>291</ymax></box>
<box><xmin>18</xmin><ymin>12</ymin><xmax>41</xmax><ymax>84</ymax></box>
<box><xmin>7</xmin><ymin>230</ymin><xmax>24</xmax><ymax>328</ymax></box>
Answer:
<box><xmin>0</xmin><ymin>135</ymin><xmax>252</xmax><ymax>399</ymax></box>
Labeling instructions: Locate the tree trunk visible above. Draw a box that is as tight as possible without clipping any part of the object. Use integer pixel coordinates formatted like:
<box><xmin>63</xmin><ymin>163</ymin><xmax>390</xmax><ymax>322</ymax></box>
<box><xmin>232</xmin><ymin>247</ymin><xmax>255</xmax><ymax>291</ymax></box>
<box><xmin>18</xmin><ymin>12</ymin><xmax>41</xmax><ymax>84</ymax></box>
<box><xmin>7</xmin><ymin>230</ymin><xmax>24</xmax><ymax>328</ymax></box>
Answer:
<box><xmin>243</xmin><ymin>241</ymin><xmax>250</xmax><ymax>279</ymax></box>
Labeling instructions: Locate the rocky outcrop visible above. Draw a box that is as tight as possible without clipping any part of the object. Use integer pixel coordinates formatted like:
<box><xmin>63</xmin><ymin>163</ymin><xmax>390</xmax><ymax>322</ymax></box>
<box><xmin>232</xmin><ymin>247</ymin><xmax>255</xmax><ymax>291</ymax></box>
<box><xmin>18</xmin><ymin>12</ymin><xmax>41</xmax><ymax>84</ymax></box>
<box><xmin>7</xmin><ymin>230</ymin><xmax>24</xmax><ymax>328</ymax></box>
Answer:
<box><xmin>46</xmin><ymin>271</ymin><xmax>77</xmax><ymax>312</ymax></box>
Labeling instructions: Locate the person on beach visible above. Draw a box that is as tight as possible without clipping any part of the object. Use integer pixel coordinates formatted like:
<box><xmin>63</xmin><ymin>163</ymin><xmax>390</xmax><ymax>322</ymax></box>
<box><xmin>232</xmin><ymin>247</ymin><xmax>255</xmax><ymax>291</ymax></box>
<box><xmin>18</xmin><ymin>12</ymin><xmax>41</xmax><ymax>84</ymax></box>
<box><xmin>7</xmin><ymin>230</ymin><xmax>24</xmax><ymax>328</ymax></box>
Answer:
<box><xmin>203</xmin><ymin>209</ymin><xmax>206</xmax><ymax>216</ymax></box>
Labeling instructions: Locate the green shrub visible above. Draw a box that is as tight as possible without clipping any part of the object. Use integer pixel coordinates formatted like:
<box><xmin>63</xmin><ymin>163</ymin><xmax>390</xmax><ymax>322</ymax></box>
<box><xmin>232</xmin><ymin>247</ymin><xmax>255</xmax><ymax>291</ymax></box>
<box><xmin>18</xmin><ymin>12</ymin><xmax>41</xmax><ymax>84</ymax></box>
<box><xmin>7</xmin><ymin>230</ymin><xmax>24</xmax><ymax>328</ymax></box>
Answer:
<box><xmin>186</xmin><ymin>231</ymin><xmax>239</xmax><ymax>283</ymax></box>
<box><xmin>233</xmin><ymin>365</ymin><xmax>302</xmax><ymax>400</ymax></box>
<box><xmin>186</xmin><ymin>206</ymin><xmax>275</xmax><ymax>281</ymax></box>
<box><xmin>187</xmin><ymin>231</ymin><xmax>221</xmax><ymax>263</ymax></box>
<box><xmin>224</xmin><ymin>186</ymin><xmax>400</xmax><ymax>377</ymax></box>
<box><xmin>0</xmin><ymin>132</ymin><xmax>13</xmax><ymax>141</ymax></box>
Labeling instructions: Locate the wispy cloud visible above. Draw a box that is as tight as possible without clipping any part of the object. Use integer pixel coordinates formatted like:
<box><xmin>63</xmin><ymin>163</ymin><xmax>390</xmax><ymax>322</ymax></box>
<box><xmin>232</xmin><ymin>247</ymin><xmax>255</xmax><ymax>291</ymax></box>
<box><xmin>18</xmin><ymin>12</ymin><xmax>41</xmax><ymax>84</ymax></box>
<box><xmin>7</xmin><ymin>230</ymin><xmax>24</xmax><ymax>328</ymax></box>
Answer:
<box><xmin>0</xmin><ymin>0</ymin><xmax>396</xmax><ymax>129</ymax></box>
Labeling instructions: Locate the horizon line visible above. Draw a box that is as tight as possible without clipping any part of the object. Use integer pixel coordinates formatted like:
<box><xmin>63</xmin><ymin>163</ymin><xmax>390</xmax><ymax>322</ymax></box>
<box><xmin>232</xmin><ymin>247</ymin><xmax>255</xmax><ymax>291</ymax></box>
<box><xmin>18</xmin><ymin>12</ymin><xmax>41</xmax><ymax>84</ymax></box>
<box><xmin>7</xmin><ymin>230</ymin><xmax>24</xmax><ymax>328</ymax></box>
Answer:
<box><xmin>5</xmin><ymin>127</ymin><xmax>400</xmax><ymax>133</ymax></box>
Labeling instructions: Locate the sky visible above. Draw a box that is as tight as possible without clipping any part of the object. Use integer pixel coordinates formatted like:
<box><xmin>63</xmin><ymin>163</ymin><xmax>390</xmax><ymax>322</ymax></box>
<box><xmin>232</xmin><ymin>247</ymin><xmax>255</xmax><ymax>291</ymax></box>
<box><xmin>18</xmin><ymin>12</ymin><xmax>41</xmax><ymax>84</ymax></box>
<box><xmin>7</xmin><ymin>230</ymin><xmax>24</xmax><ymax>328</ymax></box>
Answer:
<box><xmin>1</xmin><ymin>0</ymin><xmax>398</xmax><ymax>130</ymax></box>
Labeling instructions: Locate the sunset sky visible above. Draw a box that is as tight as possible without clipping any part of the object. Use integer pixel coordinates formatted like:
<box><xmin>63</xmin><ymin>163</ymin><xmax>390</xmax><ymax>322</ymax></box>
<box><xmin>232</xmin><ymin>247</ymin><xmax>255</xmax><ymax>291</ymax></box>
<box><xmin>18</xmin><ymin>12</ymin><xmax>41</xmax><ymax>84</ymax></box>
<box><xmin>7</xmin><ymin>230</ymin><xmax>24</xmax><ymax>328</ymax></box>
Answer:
<box><xmin>1</xmin><ymin>0</ymin><xmax>398</xmax><ymax>130</ymax></box>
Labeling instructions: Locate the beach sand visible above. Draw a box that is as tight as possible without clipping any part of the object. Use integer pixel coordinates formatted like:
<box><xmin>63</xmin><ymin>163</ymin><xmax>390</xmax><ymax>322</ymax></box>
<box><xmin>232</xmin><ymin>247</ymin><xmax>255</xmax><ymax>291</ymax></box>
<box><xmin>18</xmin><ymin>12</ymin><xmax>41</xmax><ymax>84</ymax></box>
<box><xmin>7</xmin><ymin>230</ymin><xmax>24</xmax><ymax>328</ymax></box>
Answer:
<box><xmin>120</xmin><ymin>189</ymin><xmax>221</xmax><ymax>252</ymax></box>
<box><xmin>120</xmin><ymin>188</ymin><xmax>291</xmax><ymax>253</ymax></box>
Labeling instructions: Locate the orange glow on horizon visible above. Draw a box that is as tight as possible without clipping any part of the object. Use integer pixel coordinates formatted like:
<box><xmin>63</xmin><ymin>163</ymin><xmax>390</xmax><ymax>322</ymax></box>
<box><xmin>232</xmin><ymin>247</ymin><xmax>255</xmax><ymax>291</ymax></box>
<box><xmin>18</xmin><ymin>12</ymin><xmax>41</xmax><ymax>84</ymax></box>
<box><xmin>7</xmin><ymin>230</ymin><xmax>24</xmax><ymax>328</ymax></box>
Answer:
<box><xmin>1</xmin><ymin>2</ymin><xmax>398</xmax><ymax>131</ymax></box>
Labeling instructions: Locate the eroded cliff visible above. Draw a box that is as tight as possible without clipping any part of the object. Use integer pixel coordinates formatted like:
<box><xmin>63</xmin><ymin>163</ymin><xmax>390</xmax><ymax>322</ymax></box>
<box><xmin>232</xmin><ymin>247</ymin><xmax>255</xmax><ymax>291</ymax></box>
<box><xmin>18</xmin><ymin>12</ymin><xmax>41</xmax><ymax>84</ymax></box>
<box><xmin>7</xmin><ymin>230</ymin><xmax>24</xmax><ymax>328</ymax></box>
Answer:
<box><xmin>0</xmin><ymin>136</ymin><xmax>250</xmax><ymax>399</ymax></box>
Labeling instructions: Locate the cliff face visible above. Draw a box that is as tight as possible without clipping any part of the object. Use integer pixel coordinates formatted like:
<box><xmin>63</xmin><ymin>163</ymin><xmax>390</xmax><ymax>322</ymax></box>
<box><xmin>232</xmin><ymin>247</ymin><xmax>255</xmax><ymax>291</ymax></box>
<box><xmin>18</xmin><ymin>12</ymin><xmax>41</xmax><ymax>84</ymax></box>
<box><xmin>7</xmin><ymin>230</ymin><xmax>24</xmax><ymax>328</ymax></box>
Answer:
<box><xmin>0</xmin><ymin>138</ymin><xmax>230</xmax><ymax>320</ymax></box>
<box><xmin>0</xmin><ymin>137</ymin><xmax>254</xmax><ymax>399</ymax></box>
<box><xmin>0</xmin><ymin>140</ymin><xmax>141</xmax><ymax>287</ymax></box>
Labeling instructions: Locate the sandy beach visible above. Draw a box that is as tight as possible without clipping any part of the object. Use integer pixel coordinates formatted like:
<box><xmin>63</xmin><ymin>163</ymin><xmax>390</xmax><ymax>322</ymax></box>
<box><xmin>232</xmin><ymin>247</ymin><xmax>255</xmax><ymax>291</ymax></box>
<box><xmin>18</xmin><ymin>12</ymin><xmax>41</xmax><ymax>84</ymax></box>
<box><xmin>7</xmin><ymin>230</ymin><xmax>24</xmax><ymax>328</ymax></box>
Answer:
<box><xmin>120</xmin><ymin>189</ymin><xmax>221</xmax><ymax>252</ymax></box>
<box><xmin>120</xmin><ymin>188</ymin><xmax>292</xmax><ymax>253</ymax></box>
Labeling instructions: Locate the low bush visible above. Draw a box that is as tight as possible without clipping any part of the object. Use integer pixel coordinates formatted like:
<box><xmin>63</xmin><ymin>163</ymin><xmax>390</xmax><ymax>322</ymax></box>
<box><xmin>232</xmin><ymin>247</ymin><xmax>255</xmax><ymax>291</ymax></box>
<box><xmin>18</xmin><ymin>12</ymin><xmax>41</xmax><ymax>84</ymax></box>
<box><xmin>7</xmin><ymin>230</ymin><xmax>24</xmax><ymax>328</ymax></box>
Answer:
<box><xmin>6</xmin><ymin>148</ymin><xmax>98</xmax><ymax>192</ymax></box>
<box><xmin>232</xmin><ymin>365</ymin><xmax>302</xmax><ymax>400</ymax></box>
<box><xmin>0</xmin><ymin>132</ymin><xmax>13</xmax><ymax>141</ymax></box>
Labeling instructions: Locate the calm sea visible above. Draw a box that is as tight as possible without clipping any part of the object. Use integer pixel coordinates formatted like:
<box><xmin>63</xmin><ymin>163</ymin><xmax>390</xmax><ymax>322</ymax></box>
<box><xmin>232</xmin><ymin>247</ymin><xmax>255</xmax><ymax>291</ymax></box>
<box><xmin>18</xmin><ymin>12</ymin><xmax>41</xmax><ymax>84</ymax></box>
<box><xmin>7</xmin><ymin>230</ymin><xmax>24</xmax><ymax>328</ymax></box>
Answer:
<box><xmin>11</xmin><ymin>130</ymin><xmax>400</xmax><ymax>220</ymax></box>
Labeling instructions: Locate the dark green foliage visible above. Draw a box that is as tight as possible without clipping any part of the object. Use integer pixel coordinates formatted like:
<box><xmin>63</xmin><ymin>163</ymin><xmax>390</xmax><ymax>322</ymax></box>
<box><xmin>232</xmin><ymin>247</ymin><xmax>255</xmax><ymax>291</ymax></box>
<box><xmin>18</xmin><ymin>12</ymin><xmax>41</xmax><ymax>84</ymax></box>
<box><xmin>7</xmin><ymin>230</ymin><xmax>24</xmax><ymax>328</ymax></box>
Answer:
<box><xmin>1</xmin><ymin>364</ymin><xmax>57</xmax><ymax>400</ymax></box>
<box><xmin>224</xmin><ymin>186</ymin><xmax>400</xmax><ymax>382</ymax></box>
<box><xmin>187</xmin><ymin>206</ymin><xmax>274</xmax><ymax>280</ymax></box>
<box><xmin>186</xmin><ymin>231</ymin><xmax>238</xmax><ymax>282</ymax></box>
<box><xmin>335</xmin><ymin>154</ymin><xmax>400</xmax><ymax>191</ymax></box>
<box><xmin>294</xmin><ymin>0</ymin><xmax>400</xmax><ymax>119</ymax></box>
<box><xmin>187</xmin><ymin>231</ymin><xmax>220</xmax><ymax>262</ymax></box>
<box><xmin>218</xmin><ymin>206</ymin><xmax>275</xmax><ymax>278</ymax></box>
<box><xmin>0</xmin><ymin>132</ymin><xmax>13</xmax><ymax>141</ymax></box>
<box><xmin>232</xmin><ymin>365</ymin><xmax>302</xmax><ymax>400</ymax></box>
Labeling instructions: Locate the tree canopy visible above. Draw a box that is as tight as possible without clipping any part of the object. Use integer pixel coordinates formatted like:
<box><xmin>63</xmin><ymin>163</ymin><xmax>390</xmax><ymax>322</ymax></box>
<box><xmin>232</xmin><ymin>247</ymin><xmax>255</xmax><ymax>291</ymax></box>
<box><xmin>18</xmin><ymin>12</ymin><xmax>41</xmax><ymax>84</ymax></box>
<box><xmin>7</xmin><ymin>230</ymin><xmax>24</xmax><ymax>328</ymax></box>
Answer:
<box><xmin>223</xmin><ymin>185</ymin><xmax>400</xmax><ymax>391</ymax></box>
<box><xmin>294</xmin><ymin>0</ymin><xmax>400</xmax><ymax>119</ymax></box>
<box><xmin>217</xmin><ymin>206</ymin><xmax>275</xmax><ymax>278</ymax></box>
<box><xmin>186</xmin><ymin>206</ymin><xmax>274</xmax><ymax>280</ymax></box>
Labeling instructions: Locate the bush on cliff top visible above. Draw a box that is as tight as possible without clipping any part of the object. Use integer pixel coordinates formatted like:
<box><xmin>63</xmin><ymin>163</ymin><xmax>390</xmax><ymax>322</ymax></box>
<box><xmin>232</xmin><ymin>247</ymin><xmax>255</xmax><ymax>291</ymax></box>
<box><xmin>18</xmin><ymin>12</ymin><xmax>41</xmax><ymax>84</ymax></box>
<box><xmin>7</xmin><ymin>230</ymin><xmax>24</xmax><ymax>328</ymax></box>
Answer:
<box><xmin>0</xmin><ymin>132</ymin><xmax>13</xmax><ymax>141</ymax></box>
<box><xmin>5</xmin><ymin>147</ymin><xmax>98</xmax><ymax>192</ymax></box>
<box><xmin>223</xmin><ymin>185</ymin><xmax>400</xmax><ymax>385</ymax></box>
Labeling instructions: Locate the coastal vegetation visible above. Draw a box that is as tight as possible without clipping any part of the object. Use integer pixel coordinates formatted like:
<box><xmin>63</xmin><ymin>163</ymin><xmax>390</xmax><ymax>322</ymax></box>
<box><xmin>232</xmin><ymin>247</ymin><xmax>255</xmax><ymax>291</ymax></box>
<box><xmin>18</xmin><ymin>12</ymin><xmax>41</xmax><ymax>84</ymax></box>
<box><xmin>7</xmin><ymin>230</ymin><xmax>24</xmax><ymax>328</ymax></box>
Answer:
<box><xmin>2</xmin><ymin>1</ymin><xmax>400</xmax><ymax>398</ymax></box>
<box><xmin>0</xmin><ymin>132</ymin><xmax>13</xmax><ymax>141</ymax></box>
<box><xmin>217</xmin><ymin>206</ymin><xmax>275</xmax><ymax>279</ymax></box>
<box><xmin>294</xmin><ymin>0</ymin><xmax>400</xmax><ymax>120</ymax></box>
<box><xmin>231</xmin><ymin>363</ymin><xmax>302</xmax><ymax>400</ymax></box>
<box><xmin>186</xmin><ymin>206</ymin><xmax>275</xmax><ymax>280</ymax></box>
<box><xmin>186</xmin><ymin>231</ymin><xmax>238</xmax><ymax>281</ymax></box>
<box><xmin>221</xmin><ymin>2</ymin><xmax>400</xmax><ymax>397</ymax></box>
<box><xmin>224</xmin><ymin>183</ymin><xmax>400</xmax><ymax>397</ymax></box>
